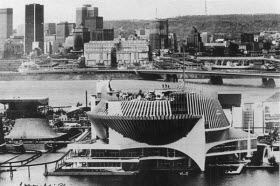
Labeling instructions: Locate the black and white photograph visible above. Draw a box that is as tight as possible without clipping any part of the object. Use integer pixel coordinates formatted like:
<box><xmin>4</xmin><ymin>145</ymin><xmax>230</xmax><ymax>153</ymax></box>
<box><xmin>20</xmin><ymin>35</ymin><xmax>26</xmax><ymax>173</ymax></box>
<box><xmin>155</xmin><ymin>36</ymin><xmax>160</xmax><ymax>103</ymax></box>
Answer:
<box><xmin>0</xmin><ymin>0</ymin><xmax>279</xmax><ymax>185</ymax></box>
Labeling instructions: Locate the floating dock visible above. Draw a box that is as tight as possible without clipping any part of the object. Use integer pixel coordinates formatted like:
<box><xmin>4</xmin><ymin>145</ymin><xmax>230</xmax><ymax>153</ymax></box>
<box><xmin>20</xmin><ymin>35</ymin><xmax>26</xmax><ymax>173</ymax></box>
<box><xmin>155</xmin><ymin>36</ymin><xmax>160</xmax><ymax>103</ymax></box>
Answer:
<box><xmin>46</xmin><ymin>171</ymin><xmax>137</xmax><ymax>176</ymax></box>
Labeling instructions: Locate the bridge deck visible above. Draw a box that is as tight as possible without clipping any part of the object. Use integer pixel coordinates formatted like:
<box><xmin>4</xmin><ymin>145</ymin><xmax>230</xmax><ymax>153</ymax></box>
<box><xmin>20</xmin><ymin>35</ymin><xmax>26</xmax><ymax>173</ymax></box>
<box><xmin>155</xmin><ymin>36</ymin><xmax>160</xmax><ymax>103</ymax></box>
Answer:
<box><xmin>136</xmin><ymin>70</ymin><xmax>280</xmax><ymax>79</ymax></box>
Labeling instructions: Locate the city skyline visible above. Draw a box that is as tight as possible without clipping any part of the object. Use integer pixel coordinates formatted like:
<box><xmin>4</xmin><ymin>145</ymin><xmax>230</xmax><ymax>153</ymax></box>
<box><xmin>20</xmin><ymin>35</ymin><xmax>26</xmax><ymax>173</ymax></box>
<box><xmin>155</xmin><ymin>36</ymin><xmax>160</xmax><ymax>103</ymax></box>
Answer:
<box><xmin>0</xmin><ymin>0</ymin><xmax>279</xmax><ymax>28</ymax></box>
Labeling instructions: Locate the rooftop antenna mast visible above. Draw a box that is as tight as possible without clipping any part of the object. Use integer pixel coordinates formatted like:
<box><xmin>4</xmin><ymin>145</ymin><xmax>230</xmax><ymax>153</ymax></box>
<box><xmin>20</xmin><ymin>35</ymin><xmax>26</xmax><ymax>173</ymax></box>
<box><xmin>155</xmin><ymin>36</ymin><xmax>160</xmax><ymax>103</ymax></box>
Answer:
<box><xmin>205</xmin><ymin>0</ymin><xmax>208</xmax><ymax>16</ymax></box>
<box><xmin>156</xmin><ymin>8</ymin><xmax>157</xmax><ymax>19</ymax></box>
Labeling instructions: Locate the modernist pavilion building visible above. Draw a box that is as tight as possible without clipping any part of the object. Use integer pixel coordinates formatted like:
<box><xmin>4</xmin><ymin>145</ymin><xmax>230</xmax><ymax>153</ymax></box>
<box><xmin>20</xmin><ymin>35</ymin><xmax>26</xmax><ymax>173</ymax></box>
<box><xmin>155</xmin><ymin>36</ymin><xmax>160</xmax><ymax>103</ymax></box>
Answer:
<box><xmin>66</xmin><ymin>81</ymin><xmax>257</xmax><ymax>172</ymax></box>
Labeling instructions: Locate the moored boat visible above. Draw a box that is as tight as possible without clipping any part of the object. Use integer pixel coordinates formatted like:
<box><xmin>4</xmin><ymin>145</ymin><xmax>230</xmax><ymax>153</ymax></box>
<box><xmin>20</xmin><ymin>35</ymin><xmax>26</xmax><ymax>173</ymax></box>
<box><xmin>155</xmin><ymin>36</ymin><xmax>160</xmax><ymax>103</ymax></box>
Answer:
<box><xmin>211</xmin><ymin>61</ymin><xmax>255</xmax><ymax>70</ymax></box>
<box><xmin>261</xmin><ymin>62</ymin><xmax>276</xmax><ymax>71</ymax></box>
<box><xmin>225</xmin><ymin>164</ymin><xmax>245</xmax><ymax>175</ymax></box>
<box><xmin>18</xmin><ymin>59</ymin><xmax>40</xmax><ymax>73</ymax></box>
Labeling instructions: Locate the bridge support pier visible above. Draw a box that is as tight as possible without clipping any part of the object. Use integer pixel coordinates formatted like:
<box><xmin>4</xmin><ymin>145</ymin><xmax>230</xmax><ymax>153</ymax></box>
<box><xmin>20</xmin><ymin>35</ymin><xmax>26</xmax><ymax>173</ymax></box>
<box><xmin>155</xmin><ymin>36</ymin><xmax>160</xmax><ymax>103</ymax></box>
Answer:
<box><xmin>164</xmin><ymin>74</ymin><xmax>178</xmax><ymax>82</ymax></box>
<box><xmin>261</xmin><ymin>78</ymin><xmax>276</xmax><ymax>88</ymax></box>
<box><xmin>164</xmin><ymin>74</ymin><xmax>172</xmax><ymax>82</ymax></box>
<box><xmin>172</xmin><ymin>74</ymin><xmax>178</xmax><ymax>82</ymax></box>
<box><xmin>209</xmin><ymin>76</ymin><xmax>223</xmax><ymax>85</ymax></box>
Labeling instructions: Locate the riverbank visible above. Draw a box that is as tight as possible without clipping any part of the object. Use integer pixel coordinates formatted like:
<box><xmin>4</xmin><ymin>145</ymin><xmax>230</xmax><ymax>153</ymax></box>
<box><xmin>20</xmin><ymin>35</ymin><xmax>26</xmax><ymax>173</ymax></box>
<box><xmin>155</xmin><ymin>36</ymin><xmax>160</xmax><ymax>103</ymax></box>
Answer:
<box><xmin>0</xmin><ymin>73</ymin><xmax>141</xmax><ymax>81</ymax></box>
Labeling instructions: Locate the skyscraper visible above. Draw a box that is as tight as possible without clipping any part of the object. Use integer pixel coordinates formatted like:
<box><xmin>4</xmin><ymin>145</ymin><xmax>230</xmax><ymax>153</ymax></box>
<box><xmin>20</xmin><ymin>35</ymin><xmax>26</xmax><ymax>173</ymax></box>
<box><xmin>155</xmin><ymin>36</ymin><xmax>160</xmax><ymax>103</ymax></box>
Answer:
<box><xmin>186</xmin><ymin>27</ymin><xmax>203</xmax><ymax>53</ymax></box>
<box><xmin>241</xmin><ymin>33</ymin><xmax>254</xmax><ymax>43</ymax></box>
<box><xmin>0</xmin><ymin>8</ymin><xmax>13</xmax><ymax>42</ymax></box>
<box><xmin>76</xmin><ymin>5</ymin><xmax>88</xmax><ymax>26</ymax></box>
<box><xmin>25</xmin><ymin>4</ymin><xmax>44</xmax><ymax>54</ymax></box>
<box><xmin>76</xmin><ymin>5</ymin><xmax>113</xmax><ymax>41</ymax></box>
<box><xmin>73</xmin><ymin>24</ymin><xmax>90</xmax><ymax>51</ymax></box>
<box><xmin>56</xmin><ymin>22</ymin><xmax>76</xmax><ymax>44</ymax></box>
<box><xmin>16</xmin><ymin>24</ymin><xmax>25</xmax><ymax>36</ymax></box>
<box><xmin>201</xmin><ymin>32</ymin><xmax>211</xmax><ymax>44</ymax></box>
<box><xmin>44</xmin><ymin>23</ymin><xmax>56</xmax><ymax>35</ymax></box>
<box><xmin>149</xmin><ymin>19</ymin><xmax>169</xmax><ymax>51</ymax></box>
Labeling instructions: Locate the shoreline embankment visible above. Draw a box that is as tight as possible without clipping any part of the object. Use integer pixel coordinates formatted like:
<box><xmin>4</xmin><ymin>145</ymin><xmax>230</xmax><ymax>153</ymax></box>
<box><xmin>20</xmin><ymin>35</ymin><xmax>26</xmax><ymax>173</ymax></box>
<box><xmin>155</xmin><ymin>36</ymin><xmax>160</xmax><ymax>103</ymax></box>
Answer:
<box><xmin>0</xmin><ymin>73</ymin><xmax>141</xmax><ymax>81</ymax></box>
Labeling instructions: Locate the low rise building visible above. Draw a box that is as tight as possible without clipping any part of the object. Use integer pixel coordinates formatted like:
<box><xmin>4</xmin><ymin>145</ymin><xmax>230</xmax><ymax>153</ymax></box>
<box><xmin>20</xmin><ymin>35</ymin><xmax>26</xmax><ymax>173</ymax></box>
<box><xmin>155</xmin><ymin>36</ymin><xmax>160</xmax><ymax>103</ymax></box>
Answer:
<box><xmin>116</xmin><ymin>40</ymin><xmax>149</xmax><ymax>65</ymax></box>
<box><xmin>9</xmin><ymin>36</ymin><xmax>24</xmax><ymax>43</ymax></box>
<box><xmin>0</xmin><ymin>42</ymin><xmax>4</xmax><ymax>59</ymax></box>
<box><xmin>135</xmin><ymin>28</ymin><xmax>151</xmax><ymax>40</ymax></box>
<box><xmin>1</xmin><ymin>39</ymin><xmax>24</xmax><ymax>59</ymax></box>
<box><xmin>64</xmin><ymin>36</ymin><xmax>74</xmax><ymax>48</ymax></box>
<box><xmin>84</xmin><ymin>40</ymin><xmax>149</xmax><ymax>67</ymax></box>
<box><xmin>44</xmin><ymin>34</ymin><xmax>59</xmax><ymax>54</ymax></box>
<box><xmin>204</xmin><ymin>42</ymin><xmax>227</xmax><ymax>56</ymax></box>
<box><xmin>84</xmin><ymin>41</ymin><xmax>116</xmax><ymax>67</ymax></box>
<box><xmin>232</xmin><ymin>92</ymin><xmax>280</xmax><ymax>137</ymax></box>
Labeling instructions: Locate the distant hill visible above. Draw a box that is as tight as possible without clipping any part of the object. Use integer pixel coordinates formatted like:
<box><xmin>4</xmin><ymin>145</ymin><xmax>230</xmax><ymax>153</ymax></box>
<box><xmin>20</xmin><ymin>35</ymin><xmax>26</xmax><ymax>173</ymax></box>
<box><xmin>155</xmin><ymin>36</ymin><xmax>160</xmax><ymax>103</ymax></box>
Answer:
<box><xmin>104</xmin><ymin>14</ymin><xmax>280</xmax><ymax>40</ymax></box>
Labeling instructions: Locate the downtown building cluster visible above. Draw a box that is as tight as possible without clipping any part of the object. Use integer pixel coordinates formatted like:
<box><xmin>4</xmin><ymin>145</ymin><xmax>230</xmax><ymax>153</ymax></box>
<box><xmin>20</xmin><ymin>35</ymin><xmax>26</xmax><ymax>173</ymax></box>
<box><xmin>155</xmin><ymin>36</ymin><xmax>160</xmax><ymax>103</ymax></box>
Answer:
<box><xmin>0</xmin><ymin>4</ymin><xmax>115</xmax><ymax>59</ymax></box>
<box><xmin>0</xmin><ymin>4</ymin><xmax>178</xmax><ymax>68</ymax></box>
<box><xmin>0</xmin><ymin>4</ymin><xmax>279</xmax><ymax>64</ymax></box>
<box><xmin>181</xmin><ymin>27</ymin><xmax>280</xmax><ymax>57</ymax></box>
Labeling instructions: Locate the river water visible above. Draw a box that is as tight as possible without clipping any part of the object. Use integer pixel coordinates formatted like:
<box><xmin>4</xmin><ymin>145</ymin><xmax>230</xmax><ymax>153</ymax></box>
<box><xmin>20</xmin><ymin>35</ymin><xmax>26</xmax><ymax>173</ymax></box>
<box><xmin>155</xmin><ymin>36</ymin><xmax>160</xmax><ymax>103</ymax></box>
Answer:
<box><xmin>0</xmin><ymin>79</ymin><xmax>279</xmax><ymax>186</ymax></box>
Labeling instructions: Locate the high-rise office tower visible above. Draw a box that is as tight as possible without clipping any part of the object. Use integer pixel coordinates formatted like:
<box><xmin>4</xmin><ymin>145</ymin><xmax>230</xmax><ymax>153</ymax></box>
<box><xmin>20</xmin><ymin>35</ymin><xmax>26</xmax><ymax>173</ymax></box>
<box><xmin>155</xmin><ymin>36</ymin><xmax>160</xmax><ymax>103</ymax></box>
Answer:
<box><xmin>73</xmin><ymin>24</ymin><xmax>90</xmax><ymax>51</ymax></box>
<box><xmin>186</xmin><ymin>27</ymin><xmax>202</xmax><ymax>52</ymax></box>
<box><xmin>17</xmin><ymin>24</ymin><xmax>25</xmax><ymax>36</ymax></box>
<box><xmin>44</xmin><ymin>23</ymin><xmax>56</xmax><ymax>35</ymax></box>
<box><xmin>76</xmin><ymin>5</ymin><xmax>88</xmax><ymax>26</ymax></box>
<box><xmin>25</xmin><ymin>4</ymin><xmax>44</xmax><ymax>54</ymax></box>
<box><xmin>76</xmin><ymin>5</ymin><xmax>113</xmax><ymax>41</ymax></box>
<box><xmin>241</xmin><ymin>33</ymin><xmax>254</xmax><ymax>43</ymax></box>
<box><xmin>76</xmin><ymin>5</ymin><xmax>99</xmax><ymax>26</ymax></box>
<box><xmin>201</xmin><ymin>32</ymin><xmax>211</xmax><ymax>44</ymax></box>
<box><xmin>0</xmin><ymin>8</ymin><xmax>13</xmax><ymax>42</ymax></box>
<box><xmin>149</xmin><ymin>19</ymin><xmax>169</xmax><ymax>51</ymax></box>
<box><xmin>56</xmin><ymin>22</ymin><xmax>76</xmax><ymax>44</ymax></box>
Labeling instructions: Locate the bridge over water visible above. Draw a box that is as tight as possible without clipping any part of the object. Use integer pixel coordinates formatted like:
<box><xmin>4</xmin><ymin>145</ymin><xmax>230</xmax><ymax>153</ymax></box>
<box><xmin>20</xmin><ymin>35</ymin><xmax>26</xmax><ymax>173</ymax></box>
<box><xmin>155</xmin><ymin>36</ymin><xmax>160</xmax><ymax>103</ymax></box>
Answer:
<box><xmin>135</xmin><ymin>69</ymin><xmax>280</xmax><ymax>88</ymax></box>
<box><xmin>196</xmin><ymin>56</ymin><xmax>273</xmax><ymax>61</ymax></box>
<box><xmin>1</xmin><ymin>62</ymin><xmax>279</xmax><ymax>87</ymax></box>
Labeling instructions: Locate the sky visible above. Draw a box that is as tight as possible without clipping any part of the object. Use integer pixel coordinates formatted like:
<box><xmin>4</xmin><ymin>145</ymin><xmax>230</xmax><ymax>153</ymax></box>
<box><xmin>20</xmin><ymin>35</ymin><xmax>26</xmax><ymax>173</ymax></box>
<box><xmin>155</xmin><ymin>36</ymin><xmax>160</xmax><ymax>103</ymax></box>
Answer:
<box><xmin>0</xmin><ymin>0</ymin><xmax>279</xmax><ymax>28</ymax></box>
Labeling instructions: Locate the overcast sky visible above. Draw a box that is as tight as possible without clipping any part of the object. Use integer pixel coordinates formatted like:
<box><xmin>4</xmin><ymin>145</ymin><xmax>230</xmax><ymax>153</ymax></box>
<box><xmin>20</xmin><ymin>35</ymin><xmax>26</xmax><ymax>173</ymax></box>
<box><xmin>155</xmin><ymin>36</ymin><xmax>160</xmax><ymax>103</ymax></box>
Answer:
<box><xmin>0</xmin><ymin>0</ymin><xmax>279</xmax><ymax>28</ymax></box>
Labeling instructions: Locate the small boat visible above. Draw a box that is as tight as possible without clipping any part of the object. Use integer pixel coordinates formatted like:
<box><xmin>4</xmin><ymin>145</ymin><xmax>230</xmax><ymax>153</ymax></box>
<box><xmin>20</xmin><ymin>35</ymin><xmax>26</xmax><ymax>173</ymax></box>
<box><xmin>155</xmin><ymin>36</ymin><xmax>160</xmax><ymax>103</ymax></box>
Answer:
<box><xmin>225</xmin><ymin>164</ymin><xmax>244</xmax><ymax>175</ymax></box>
<box><xmin>18</xmin><ymin>59</ymin><xmax>40</xmax><ymax>73</ymax></box>
<box><xmin>179</xmin><ymin>171</ymin><xmax>189</xmax><ymax>176</ymax></box>
<box><xmin>117</xmin><ymin>64</ymin><xmax>127</xmax><ymax>70</ymax></box>
<box><xmin>53</xmin><ymin>63</ymin><xmax>79</xmax><ymax>70</ymax></box>
<box><xmin>261</xmin><ymin>63</ymin><xmax>276</xmax><ymax>71</ymax></box>
<box><xmin>212</xmin><ymin>61</ymin><xmax>255</xmax><ymax>70</ymax></box>
<box><xmin>110</xmin><ymin>168</ymin><xmax>125</xmax><ymax>173</ymax></box>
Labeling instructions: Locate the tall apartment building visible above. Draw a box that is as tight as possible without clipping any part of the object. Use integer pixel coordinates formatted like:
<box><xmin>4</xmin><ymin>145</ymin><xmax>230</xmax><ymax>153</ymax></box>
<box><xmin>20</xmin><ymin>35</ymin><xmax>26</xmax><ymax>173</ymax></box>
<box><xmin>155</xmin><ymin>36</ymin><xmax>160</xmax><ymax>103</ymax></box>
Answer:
<box><xmin>25</xmin><ymin>4</ymin><xmax>44</xmax><ymax>54</ymax></box>
<box><xmin>0</xmin><ymin>8</ymin><xmax>13</xmax><ymax>42</ymax></box>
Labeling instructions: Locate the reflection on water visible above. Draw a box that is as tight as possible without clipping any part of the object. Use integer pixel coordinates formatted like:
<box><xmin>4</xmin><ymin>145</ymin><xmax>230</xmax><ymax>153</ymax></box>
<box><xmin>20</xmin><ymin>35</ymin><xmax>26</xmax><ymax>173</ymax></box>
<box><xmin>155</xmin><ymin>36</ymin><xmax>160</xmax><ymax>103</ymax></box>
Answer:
<box><xmin>2</xmin><ymin>169</ymin><xmax>278</xmax><ymax>186</ymax></box>
<box><xmin>0</xmin><ymin>79</ymin><xmax>279</xmax><ymax>108</ymax></box>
